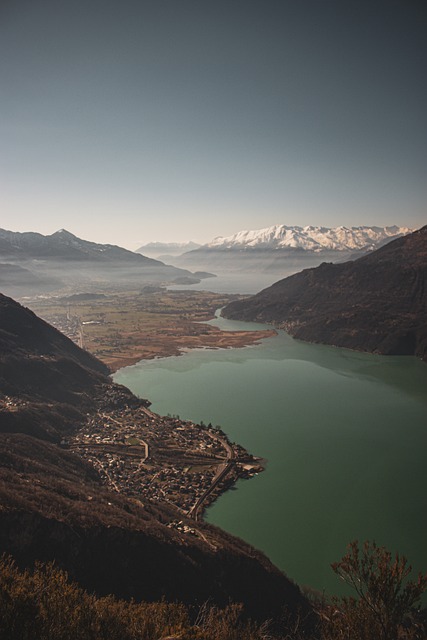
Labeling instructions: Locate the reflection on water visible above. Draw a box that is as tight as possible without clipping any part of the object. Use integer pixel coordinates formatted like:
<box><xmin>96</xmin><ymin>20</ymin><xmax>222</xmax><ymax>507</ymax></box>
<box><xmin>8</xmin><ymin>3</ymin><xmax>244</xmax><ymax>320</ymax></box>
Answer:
<box><xmin>114</xmin><ymin>316</ymin><xmax>427</xmax><ymax>594</ymax></box>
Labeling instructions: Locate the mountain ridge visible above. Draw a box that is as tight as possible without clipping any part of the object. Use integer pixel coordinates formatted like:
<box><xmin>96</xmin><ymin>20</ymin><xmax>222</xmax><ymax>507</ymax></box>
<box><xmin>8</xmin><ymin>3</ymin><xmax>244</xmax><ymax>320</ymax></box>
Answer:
<box><xmin>222</xmin><ymin>226</ymin><xmax>427</xmax><ymax>361</ymax></box>
<box><xmin>136</xmin><ymin>240</ymin><xmax>201</xmax><ymax>257</ymax></box>
<box><xmin>0</xmin><ymin>228</ymin><xmax>204</xmax><ymax>296</ymax></box>
<box><xmin>0</xmin><ymin>228</ymin><xmax>165</xmax><ymax>264</ymax></box>
<box><xmin>164</xmin><ymin>224</ymin><xmax>413</xmax><ymax>277</ymax></box>
<box><xmin>205</xmin><ymin>224</ymin><xmax>412</xmax><ymax>252</ymax></box>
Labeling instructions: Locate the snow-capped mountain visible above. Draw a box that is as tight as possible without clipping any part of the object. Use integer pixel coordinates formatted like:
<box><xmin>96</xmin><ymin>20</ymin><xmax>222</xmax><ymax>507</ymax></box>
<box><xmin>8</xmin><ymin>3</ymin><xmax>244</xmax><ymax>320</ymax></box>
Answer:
<box><xmin>206</xmin><ymin>225</ymin><xmax>413</xmax><ymax>252</ymax></box>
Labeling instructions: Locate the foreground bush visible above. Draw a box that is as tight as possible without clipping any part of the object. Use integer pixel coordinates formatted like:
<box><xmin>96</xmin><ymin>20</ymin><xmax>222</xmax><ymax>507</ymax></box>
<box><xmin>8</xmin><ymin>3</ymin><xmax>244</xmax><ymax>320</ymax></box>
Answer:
<box><xmin>0</xmin><ymin>556</ymin><xmax>265</xmax><ymax>640</ymax></box>
<box><xmin>319</xmin><ymin>541</ymin><xmax>427</xmax><ymax>640</ymax></box>
<box><xmin>0</xmin><ymin>542</ymin><xmax>426</xmax><ymax>639</ymax></box>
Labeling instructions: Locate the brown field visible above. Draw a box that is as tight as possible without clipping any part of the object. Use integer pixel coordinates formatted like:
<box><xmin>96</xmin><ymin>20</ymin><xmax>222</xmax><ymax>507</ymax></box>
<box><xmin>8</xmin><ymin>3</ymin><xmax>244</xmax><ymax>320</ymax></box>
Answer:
<box><xmin>28</xmin><ymin>289</ymin><xmax>276</xmax><ymax>371</ymax></box>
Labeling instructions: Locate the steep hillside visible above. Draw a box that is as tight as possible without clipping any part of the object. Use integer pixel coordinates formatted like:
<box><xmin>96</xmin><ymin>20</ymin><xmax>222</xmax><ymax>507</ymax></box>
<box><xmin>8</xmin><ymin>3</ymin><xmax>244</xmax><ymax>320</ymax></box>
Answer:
<box><xmin>0</xmin><ymin>292</ymin><xmax>112</xmax><ymax>440</ymax></box>
<box><xmin>0</xmin><ymin>434</ymin><xmax>303</xmax><ymax>619</ymax></box>
<box><xmin>223</xmin><ymin>226</ymin><xmax>427</xmax><ymax>361</ymax></box>
<box><xmin>0</xmin><ymin>292</ymin><xmax>309</xmax><ymax>624</ymax></box>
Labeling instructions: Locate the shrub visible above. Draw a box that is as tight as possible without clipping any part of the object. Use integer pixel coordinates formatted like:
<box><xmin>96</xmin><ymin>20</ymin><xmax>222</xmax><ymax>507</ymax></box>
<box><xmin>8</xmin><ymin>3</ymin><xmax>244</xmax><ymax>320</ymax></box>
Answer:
<box><xmin>321</xmin><ymin>540</ymin><xmax>427</xmax><ymax>640</ymax></box>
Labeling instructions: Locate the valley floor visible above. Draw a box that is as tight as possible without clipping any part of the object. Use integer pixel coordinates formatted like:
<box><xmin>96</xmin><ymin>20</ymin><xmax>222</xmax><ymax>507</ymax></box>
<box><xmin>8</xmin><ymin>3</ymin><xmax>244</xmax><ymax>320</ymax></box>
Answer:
<box><xmin>26</xmin><ymin>289</ymin><xmax>276</xmax><ymax>371</ymax></box>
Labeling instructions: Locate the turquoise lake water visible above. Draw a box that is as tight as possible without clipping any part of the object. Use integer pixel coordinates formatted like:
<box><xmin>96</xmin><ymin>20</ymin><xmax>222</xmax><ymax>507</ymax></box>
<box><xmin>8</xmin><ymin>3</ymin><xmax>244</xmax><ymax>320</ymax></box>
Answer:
<box><xmin>114</xmin><ymin>315</ymin><xmax>427</xmax><ymax>594</ymax></box>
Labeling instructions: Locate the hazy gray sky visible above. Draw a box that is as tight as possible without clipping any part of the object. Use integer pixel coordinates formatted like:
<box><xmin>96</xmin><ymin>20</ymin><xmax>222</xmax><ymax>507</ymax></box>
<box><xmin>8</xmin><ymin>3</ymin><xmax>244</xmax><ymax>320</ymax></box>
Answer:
<box><xmin>1</xmin><ymin>0</ymin><xmax>426</xmax><ymax>248</ymax></box>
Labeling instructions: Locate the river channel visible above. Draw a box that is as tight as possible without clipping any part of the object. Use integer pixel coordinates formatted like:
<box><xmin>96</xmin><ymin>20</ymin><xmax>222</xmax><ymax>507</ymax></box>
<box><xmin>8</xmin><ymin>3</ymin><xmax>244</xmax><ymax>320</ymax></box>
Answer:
<box><xmin>114</xmin><ymin>314</ymin><xmax>427</xmax><ymax>595</ymax></box>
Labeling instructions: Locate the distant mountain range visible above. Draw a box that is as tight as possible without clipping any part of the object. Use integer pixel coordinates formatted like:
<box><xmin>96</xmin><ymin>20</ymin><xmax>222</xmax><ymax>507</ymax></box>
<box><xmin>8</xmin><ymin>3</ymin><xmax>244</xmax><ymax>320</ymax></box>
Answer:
<box><xmin>165</xmin><ymin>225</ymin><xmax>413</xmax><ymax>274</ymax></box>
<box><xmin>0</xmin><ymin>228</ymin><xmax>159</xmax><ymax>262</ymax></box>
<box><xmin>136</xmin><ymin>240</ymin><xmax>201</xmax><ymax>258</ymax></box>
<box><xmin>0</xmin><ymin>228</ymin><xmax>206</xmax><ymax>296</ymax></box>
<box><xmin>206</xmin><ymin>224</ymin><xmax>412</xmax><ymax>252</ymax></box>
<box><xmin>223</xmin><ymin>226</ymin><xmax>427</xmax><ymax>361</ymax></box>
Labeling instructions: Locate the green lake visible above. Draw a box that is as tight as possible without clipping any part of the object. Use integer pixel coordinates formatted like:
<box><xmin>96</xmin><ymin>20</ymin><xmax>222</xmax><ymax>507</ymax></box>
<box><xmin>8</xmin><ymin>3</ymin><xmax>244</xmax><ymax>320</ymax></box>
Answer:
<box><xmin>114</xmin><ymin>314</ymin><xmax>427</xmax><ymax>595</ymax></box>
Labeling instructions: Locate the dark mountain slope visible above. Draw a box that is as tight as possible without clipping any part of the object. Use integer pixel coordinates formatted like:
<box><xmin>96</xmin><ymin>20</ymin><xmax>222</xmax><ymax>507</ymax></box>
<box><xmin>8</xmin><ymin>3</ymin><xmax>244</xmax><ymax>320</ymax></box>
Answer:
<box><xmin>0</xmin><ymin>292</ymin><xmax>108</xmax><ymax>372</ymax></box>
<box><xmin>0</xmin><ymin>292</ymin><xmax>111</xmax><ymax>439</ymax></box>
<box><xmin>0</xmin><ymin>431</ymin><xmax>304</xmax><ymax>618</ymax></box>
<box><xmin>223</xmin><ymin>226</ymin><xmax>427</xmax><ymax>361</ymax></box>
<box><xmin>0</xmin><ymin>292</ymin><xmax>309</xmax><ymax>623</ymax></box>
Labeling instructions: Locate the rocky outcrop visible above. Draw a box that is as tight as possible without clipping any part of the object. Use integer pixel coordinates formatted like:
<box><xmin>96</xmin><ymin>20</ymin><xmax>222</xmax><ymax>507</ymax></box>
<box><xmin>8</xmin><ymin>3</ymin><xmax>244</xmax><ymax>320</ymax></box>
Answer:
<box><xmin>223</xmin><ymin>226</ymin><xmax>427</xmax><ymax>362</ymax></box>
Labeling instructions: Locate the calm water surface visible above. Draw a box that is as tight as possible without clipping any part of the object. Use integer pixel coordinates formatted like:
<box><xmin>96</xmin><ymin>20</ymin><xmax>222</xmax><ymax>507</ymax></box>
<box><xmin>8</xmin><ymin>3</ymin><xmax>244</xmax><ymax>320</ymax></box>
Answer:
<box><xmin>114</xmin><ymin>315</ymin><xmax>427</xmax><ymax>594</ymax></box>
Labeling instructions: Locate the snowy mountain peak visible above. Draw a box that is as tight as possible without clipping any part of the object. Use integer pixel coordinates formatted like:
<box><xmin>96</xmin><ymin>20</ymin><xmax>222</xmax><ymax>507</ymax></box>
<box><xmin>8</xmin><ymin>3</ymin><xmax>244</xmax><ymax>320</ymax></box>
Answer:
<box><xmin>206</xmin><ymin>225</ymin><xmax>413</xmax><ymax>252</ymax></box>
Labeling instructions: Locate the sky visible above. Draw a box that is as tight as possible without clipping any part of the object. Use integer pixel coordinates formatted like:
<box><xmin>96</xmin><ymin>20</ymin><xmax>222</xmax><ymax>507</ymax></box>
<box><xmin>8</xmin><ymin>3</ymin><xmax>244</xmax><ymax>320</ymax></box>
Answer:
<box><xmin>1</xmin><ymin>0</ymin><xmax>426</xmax><ymax>249</ymax></box>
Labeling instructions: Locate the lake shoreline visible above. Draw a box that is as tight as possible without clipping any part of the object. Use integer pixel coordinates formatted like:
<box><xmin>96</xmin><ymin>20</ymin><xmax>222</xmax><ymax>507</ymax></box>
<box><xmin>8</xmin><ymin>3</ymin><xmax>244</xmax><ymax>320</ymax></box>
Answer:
<box><xmin>114</xmin><ymin>318</ymin><xmax>427</xmax><ymax>595</ymax></box>
<box><xmin>106</xmin><ymin>324</ymin><xmax>277</xmax><ymax>372</ymax></box>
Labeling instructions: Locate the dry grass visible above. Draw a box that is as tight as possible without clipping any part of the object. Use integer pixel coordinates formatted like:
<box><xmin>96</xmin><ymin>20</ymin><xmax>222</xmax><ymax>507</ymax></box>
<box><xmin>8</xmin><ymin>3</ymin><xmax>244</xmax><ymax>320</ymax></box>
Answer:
<box><xmin>29</xmin><ymin>290</ymin><xmax>276</xmax><ymax>371</ymax></box>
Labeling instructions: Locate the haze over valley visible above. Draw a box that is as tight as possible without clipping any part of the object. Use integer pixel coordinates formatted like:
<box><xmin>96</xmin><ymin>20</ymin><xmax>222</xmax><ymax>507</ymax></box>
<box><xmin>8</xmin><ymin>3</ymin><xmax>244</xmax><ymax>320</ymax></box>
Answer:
<box><xmin>0</xmin><ymin>223</ymin><xmax>415</xmax><ymax>298</ymax></box>
<box><xmin>1</xmin><ymin>224</ymin><xmax>426</xmax><ymax>637</ymax></box>
<box><xmin>0</xmin><ymin>228</ymin><xmax>212</xmax><ymax>298</ymax></box>
<box><xmin>143</xmin><ymin>223</ymin><xmax>415</xmax><ymax>293</ymax></box>
<box><xmin>1</xmin><ymin>0</ymin><xmax>426</xmax><ymax>636</ymax></box>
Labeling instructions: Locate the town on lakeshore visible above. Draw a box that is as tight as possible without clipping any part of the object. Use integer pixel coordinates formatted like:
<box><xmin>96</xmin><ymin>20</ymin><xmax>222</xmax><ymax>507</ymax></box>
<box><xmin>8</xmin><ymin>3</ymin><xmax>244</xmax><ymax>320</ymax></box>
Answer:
<box><xmin>8</xmin><ymin>289</ymin><xmax>269</xmax><ymax>536</ymax></box>
<box><xmin>63</xmin><ymin>386</ymin><xmax>263</xmax><ymax>529</ymax></box>
<box><xmin>1</xmin><ymin>382</ymin><xmax>263</xmax><ymax>529</ymax></box>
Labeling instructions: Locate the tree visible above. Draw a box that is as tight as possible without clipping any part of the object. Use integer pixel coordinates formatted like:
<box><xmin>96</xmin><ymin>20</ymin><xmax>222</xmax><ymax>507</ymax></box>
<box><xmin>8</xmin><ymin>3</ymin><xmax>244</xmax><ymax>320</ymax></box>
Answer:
<box><xmin>326</xmin><ymin>540</ymin><xmax>427</xmax><ymax>640</ymax></box>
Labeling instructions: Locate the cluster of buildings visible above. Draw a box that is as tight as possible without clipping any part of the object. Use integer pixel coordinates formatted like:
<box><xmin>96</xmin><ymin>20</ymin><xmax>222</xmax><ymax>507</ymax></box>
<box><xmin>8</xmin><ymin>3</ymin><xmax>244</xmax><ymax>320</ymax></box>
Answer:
<box><xmin>0</xmin><ymin>395</ymin><xmax>28</xmax><ymax>410</ymax></box>
<box><xmin>68</xmin><ymin>403</ymin><xmax>251</xmax><ymax>518</ymax></box>
<box><xmin>37</xmin><ymin>310</ymin><xmax>82</xmax><ymax>343</ymax></box>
